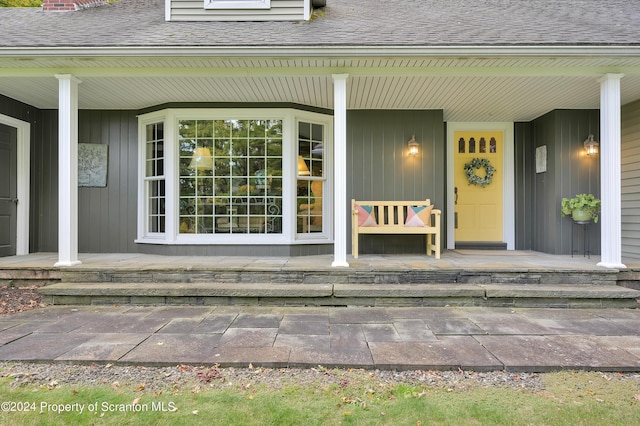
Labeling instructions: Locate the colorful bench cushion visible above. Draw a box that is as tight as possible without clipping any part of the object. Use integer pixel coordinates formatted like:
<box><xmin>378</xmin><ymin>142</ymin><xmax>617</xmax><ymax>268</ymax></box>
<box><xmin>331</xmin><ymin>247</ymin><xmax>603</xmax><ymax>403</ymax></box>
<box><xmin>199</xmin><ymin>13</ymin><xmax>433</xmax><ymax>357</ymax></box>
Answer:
<box><xmin>404</xmin><ymin>205</ymin><xmax>433</xmax><ymax>227</ymax></box>
<box><xmin>355</xmin><ymin>204</ymin><xmax>377</xmax><ymax>227</ymax></box>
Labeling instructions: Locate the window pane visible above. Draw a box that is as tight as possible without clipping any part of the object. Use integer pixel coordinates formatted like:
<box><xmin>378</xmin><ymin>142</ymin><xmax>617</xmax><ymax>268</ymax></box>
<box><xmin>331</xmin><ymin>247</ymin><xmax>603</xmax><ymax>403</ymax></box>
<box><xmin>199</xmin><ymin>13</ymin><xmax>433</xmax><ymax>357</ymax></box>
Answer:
<box><xmin>178</xmin><ymin>118</ymin><xmax>283</xmax><ymax>235</ymax></box>
<box><xmin>297</xmin><ymin>121</ymin><xmax>325</xmax><ymax>234</ymax></box>
<box><xmin>490</xmin><ymin>137</ymin><xmax>497</xmax><ymax>153</ymax></box>
<box><xmin>144</xmin><ymin>122</ymin><xmax>165</xmax><ymax>234</ymax></box>
<box><xmin>297</xmin><ymin>179</ymin><xmax>323</xmax><ymax>233</ymax></box>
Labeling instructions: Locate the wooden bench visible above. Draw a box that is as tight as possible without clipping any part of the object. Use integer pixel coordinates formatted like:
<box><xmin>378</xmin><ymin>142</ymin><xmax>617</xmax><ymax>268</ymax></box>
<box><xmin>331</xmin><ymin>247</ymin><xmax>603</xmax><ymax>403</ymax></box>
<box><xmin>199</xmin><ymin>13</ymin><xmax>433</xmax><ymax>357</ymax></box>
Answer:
<box><xmin>351</xmin><ymin>199</ymin><xmax>441</xmax><ymax>259</ymax></box>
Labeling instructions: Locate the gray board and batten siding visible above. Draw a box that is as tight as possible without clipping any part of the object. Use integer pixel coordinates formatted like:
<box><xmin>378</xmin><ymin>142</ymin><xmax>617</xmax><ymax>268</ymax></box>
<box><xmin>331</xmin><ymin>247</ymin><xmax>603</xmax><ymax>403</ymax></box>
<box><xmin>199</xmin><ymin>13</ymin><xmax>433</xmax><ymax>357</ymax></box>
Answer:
<box><xmin>0</xmin><ymin>95</ymin><xmax>46</xmax><ymax>254</ymax></box>
<box><xmin>169</xmin><ymin>0</ymin><xmax>308</xmax><ymax>22</ymax></box>
<box><xmin>522</xmin><ymin>109</ymin><xmax>602</xmax><ymax>255</ymax></box>
<box><xmin>622</xmin><ymin>99</ymin><xmax>640</xmax><ymax>260</ymax></box>
<box><xmin>346</xmin><ymin>110</ymin><xmax>446</xmax><ymax>256</ymax></box>
<box><xmin>514</xmin><ymin>121</ymin><xmax>535</xmax><ymax>251</ymax></box>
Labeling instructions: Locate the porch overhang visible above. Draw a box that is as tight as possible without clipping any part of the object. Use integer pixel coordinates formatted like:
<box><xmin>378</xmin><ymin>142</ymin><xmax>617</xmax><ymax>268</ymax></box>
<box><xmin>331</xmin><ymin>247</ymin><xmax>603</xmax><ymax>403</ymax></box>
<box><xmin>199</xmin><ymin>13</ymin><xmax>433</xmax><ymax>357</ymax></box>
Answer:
<box><xmin>2</xmin><ymin>44</ymin><xmax>640</xmax><ymax>268</ymax></box>
<box><xmin>1</xmin><ymin>46</ymin><xmax>640</xmax><ymax>122</ymax></box>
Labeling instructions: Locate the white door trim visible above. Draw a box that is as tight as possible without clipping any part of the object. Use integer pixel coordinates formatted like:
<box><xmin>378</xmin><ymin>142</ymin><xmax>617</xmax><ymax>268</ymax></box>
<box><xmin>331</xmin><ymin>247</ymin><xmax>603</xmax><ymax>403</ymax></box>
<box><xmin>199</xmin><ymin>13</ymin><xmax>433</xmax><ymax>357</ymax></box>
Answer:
<box><xmin>0</xmin><ymin>113</ymin><xmax>30</xmax><ymax>256</ymax></box>
<box><xmin>447</xmin><ymin>122</ymin><xmax>514</xmax><ymax>250</ymax></box>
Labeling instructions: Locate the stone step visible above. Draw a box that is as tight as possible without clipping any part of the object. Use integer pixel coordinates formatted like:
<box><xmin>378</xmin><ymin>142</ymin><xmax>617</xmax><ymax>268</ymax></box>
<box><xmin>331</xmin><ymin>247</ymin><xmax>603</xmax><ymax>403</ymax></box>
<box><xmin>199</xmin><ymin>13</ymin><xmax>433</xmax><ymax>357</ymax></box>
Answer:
<box><xmin>0</xmin><ymin>268</ymin><xmax>60</xmax><ymax>287</ymax></box>
<box><xmin>38</xmin><ymin>282</ymin><xmax>640</xmax><ymax>308</ymax></box>
<box><xmin>58</xmin><ymin>268</ymin><xmax>620</xmax><ymax>286</ymax></box>
<box><xmin>40</xmin><ymin>282</ymin><xmax>333</xmax><ymax>298</ymax></box>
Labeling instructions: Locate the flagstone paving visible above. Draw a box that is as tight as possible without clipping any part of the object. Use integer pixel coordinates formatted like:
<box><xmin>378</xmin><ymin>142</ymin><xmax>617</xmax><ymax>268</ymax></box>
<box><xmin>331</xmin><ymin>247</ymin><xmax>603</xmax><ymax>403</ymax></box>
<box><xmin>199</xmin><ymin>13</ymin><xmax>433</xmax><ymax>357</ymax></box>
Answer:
<box><xmin>2</xmin><ymin>305</ymin><xmax>640</xmax><ymax>371</ymax></box>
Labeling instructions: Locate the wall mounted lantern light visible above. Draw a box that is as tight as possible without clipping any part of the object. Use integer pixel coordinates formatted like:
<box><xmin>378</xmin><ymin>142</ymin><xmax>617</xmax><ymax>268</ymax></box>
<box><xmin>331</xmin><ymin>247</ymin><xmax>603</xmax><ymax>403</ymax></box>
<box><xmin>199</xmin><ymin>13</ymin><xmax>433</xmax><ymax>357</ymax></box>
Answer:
<box><xmin>583</xmin><ymin>134</ymin><xmax>599</xmax><ymax>157</ymax></box>
<box><xmin>407</xmin><ymin>135</ymin><xmax>419</xmax><ymax>156</ymax></box>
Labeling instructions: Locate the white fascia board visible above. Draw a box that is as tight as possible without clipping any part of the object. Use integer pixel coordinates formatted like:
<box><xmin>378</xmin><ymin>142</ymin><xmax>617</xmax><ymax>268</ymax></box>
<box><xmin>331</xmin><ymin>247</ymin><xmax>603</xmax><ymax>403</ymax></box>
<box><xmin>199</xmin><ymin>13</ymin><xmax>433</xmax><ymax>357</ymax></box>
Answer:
<box><xmin>2</xmin><ymin>45</ymin><xmax>640</xmax><ymax>59</ymax></box>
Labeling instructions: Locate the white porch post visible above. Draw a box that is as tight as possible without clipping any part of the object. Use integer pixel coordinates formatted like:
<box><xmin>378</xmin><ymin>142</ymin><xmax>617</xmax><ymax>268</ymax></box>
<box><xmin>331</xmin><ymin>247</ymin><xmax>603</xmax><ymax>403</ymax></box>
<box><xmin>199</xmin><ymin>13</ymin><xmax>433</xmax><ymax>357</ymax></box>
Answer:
<box><xmin>332</xmin><ymin>73</ymin><xmax>349</xmax><ymax>267</ymax></box>
<box><xmin>54</xmin><ymin>74</ymin><xmax>82</xmax><ymax>267</ymax></box>
<box><xmin>597</xmin><ymin>73</ymin><xmax>626</xmax><ymax>269</ymax></box>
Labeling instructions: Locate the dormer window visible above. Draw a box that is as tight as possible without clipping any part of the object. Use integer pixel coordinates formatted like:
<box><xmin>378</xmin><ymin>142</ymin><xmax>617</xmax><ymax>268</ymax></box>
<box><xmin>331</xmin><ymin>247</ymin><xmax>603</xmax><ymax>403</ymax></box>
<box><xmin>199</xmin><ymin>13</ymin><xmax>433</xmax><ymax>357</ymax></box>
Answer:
<box><xmin>205</xmin><ymin>0</ymin><xmax>271</xmax><ymax>9</ymax></box>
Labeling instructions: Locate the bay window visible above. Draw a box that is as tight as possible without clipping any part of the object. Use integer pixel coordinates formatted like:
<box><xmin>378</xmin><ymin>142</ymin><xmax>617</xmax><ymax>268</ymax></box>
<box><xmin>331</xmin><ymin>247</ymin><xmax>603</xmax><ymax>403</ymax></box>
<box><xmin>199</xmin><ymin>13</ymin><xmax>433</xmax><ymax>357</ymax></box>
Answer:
<box><xmin>137</xmin><ymin>108</ymin><xmax>332</xmax><ymax>246</ymax></box>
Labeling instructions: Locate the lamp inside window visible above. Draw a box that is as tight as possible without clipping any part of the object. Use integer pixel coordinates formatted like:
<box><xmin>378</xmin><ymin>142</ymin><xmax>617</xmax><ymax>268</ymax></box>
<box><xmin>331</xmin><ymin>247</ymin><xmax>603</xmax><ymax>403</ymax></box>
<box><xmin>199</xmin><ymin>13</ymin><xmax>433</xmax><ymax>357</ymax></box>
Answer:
<box><xmin>408</xmin><ymin>135</ymin><xmax>419</xmax><ymax>156</ymax></box>
<box><xmin>189</xmin><ymin>147</ymin><xmax>214</xmax><ymax>170</ymax></box>
<box><xmin>584</xmin><ymin>134</ymin><xmax>599</xmax><ymax>156</ymax></box>
<box><xmin>297</xmin><ymin>155</ymin><xmax>310</xmax><ymax>176</ymax></box>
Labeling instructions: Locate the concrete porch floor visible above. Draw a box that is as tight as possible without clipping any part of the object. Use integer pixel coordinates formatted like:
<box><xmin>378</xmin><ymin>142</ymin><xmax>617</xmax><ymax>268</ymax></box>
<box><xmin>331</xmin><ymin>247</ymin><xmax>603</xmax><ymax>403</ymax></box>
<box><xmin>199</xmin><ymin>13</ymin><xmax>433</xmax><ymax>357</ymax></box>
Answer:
<box><xmin>0</xmin><ymin>250</ymin><xmax>633</xmax><ymax>272</ymax></box>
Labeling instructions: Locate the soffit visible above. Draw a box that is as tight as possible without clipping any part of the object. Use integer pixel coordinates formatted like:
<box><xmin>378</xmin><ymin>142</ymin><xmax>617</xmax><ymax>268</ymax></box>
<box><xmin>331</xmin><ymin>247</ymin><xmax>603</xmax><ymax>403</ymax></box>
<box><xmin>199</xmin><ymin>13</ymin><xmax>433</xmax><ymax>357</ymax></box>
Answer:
<box><xmin>1</xmin><ymin>56</ymin><xmax>640</xmax><ymax>122</ymax></box>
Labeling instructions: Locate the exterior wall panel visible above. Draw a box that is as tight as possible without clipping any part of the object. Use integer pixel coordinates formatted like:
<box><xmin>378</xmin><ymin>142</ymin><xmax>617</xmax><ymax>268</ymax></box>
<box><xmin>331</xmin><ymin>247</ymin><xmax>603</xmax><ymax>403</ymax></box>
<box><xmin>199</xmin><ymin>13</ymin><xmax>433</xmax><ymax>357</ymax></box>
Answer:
<box><xmin>77</xmin><ymin>110</ymin><xmax>139</xmax><ymax>254</ymax></box>
<box><xmin>35</xmin><ymin>111</ymin><xmax>58</xmax><ymax>252</ymax></box>
<box><xmin>0</xmin><ymin>94</ymin><xmax>48</xmax><ymax>253</ymax></box>
<box><xmin>622</xmin><ymin>99</ymin><xmax>640</xmax><ymax>260</ymax></box>
<box><xmin>170</xmin><ymin>0</ymin><xmax>306</xmax><ymax>21</ymax></box>
<box><xmin>514</xmin><ymin>122</ymin><xmax>534</xmax><ymax>250</ymax></box>
<box><xmin>346</xmin><ymin>110</ymin><xmax>445</xmax><ymax>255</ymax></box>
<box><xmin>531</xmin><ymin>109</ymin><xmax>601</xmax><ymax>255</ymax></box>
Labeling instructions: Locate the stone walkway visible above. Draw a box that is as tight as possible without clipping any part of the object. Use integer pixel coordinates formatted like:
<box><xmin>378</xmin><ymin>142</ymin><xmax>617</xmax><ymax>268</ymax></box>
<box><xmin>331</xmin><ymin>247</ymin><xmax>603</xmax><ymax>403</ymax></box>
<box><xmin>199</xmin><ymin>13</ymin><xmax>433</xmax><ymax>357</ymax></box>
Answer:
<box><xmin>2</xmin><ymin>305</ymin><xmax>640</xmax><ymax>372</ymax></box>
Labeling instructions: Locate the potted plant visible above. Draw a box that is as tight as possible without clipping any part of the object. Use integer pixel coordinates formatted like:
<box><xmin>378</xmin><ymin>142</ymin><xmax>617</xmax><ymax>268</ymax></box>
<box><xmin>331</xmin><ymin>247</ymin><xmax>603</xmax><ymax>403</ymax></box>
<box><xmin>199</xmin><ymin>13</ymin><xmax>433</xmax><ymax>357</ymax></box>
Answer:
<box><xmin>561</xmin><ymin>193</ymin><xmax>601</xmax><ymax>223</ymax></box>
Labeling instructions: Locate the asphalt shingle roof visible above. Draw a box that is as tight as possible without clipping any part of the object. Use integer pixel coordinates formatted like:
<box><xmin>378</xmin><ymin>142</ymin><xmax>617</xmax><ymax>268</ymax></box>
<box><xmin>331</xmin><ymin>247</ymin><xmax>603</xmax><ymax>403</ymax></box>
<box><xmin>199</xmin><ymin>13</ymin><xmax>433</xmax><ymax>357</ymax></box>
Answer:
<box><xmin>1</xmin><ymin>0</ymin><xmax>639</xmax><ymax>48</ymax></box>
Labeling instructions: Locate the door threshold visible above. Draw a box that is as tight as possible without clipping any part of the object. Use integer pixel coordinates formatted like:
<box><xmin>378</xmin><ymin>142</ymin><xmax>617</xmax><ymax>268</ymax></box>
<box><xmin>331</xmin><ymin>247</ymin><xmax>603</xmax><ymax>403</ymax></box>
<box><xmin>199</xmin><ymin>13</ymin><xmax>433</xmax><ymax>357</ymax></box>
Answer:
<box><xmin>455</xmin><ymin>241</ymin><xmax>507</xmax><ymax>250</ymax></box>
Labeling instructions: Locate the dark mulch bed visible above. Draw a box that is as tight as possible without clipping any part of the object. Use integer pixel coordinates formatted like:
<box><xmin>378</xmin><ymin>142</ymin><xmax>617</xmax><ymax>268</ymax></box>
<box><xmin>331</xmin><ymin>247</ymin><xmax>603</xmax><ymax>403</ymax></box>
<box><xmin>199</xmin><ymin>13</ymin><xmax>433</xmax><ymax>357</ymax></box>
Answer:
<box><xmin>0</xmin><ymin>285</ymin><xmax>45</xmax><ymax>315</ymax></box>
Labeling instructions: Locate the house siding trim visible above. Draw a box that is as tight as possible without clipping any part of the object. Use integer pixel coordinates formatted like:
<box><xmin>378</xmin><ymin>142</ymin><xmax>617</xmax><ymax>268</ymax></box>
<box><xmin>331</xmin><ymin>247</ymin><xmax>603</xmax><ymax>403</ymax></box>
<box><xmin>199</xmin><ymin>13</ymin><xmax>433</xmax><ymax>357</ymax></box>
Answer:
<box><xmin>169</xmin><ymin>0</ymin><xmax>307</xmax><ymax>22</ymax></box>
<box><xmin>0</xmin><ymin>113</ymin><xmax>30</xmax><ymax>256</ymax></box>
<box><xmin>621</xmin><ymin>102</ymin><xmax>640</xmax><ymax>260</ymax></box>
<box><xmin>446</xmin><ymin>122</ymin><xmax>515</xmax><ymax>250</ymax></box>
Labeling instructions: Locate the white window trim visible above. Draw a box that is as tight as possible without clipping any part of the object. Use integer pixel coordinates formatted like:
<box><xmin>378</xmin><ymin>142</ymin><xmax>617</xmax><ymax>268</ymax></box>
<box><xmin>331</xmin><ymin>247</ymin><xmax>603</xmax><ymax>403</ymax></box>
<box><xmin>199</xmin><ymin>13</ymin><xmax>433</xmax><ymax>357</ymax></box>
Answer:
<box><xmin>137</xmin><ymin>111</ymin><xmax>169</xmax><ymax>243</ymax></box>
<box><xmin>204</xmin><ymin>0</ymin><xmax>270</xmax><ymax>10</ymax></box>
<box><xmin>136</xmin><ymin>108</ymin><xmax>332</xmax><ymax>246</ymax></box>
<box><xmin>294</xmin><ymin>116</ymin><xmax>333</xmax><ymax>242</ymax></box>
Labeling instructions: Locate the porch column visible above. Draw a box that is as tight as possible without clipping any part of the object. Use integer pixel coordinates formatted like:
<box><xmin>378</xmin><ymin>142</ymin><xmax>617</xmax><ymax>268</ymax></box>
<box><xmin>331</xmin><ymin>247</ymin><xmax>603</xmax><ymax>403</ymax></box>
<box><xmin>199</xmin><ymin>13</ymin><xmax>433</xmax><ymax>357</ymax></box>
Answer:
<box><xmin>597</xmin><ymin>73</ymin><xmax>626</xmax><ymax>269</ymax></box>
<box><xmin>54</xmin><ymin>74</ymin><xmax>82</xmax><ymax>267</ymax></box>
<box><xmin>332</xmin><ymin>73</ymin><xmax>349</xmax><ymax>267</ymax></box>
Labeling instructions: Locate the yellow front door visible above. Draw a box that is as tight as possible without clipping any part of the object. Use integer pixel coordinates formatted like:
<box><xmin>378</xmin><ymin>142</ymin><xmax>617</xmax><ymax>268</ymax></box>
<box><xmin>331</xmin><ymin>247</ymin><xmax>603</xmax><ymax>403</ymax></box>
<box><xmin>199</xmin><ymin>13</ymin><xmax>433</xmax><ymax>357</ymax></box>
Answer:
<box><xmin>454</xmin><ymin>131</ymin><xmax>503</xmax><ymax>242</ymax></box>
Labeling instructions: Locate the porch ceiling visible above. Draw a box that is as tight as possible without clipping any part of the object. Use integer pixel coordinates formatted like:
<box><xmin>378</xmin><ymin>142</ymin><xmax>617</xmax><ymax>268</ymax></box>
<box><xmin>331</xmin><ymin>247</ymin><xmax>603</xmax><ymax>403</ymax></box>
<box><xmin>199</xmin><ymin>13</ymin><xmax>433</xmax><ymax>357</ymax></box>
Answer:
<box><xmin>2</xmin><ymin>56</ymin><xmax>640</xmax><ymax>122</ymax></box>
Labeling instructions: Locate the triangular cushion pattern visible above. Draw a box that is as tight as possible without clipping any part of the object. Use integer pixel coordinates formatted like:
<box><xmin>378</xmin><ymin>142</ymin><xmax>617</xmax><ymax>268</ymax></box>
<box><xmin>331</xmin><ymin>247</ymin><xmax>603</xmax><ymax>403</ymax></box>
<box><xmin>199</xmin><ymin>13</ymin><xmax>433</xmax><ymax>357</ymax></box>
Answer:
<box><xmin>355</xmin><ymin>204</ymin><xmax>377</xmax><ymax>227</ymax></box>
<box><xmin>405</xmin><ymin>205</ymin><xmax>433</xmax><ymax>227</ymax></box>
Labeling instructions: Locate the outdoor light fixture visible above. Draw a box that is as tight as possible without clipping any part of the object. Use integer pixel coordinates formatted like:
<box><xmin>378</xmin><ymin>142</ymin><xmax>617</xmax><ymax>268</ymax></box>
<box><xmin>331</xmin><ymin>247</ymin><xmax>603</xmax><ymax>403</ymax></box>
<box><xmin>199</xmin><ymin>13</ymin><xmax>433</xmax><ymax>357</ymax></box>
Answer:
<box><xmin>408</xmin><ymin>135</ymin><xmax>419</xmax><ymax>156</ymax></box>
<box><xmin>189</xmin><ymin>147</ymin><xmax>214</xmax><ymax>170</ymax></box>
<box><xmin>583</xmin><ymin>134</ymin><xmax>599</xmax><ymax>156</ymax></box>
<box><xmin>297</xmin><ymin>155</ymin><xmax>310</xmax><ymax>176</ymax></box>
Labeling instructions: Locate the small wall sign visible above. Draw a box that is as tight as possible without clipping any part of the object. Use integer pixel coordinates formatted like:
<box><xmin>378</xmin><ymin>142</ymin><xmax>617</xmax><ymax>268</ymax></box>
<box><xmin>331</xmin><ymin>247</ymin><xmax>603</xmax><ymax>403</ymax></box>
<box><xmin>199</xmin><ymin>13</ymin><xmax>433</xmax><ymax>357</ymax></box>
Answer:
<box><xmin>536</xmin><ymin>145</ymin><xmax>547</xmax><ymax>174</ymax></box>
<box><xmin>78</xmin><ymin>143</ymin><xmax>108</xmax><ymax>187</ymax></box>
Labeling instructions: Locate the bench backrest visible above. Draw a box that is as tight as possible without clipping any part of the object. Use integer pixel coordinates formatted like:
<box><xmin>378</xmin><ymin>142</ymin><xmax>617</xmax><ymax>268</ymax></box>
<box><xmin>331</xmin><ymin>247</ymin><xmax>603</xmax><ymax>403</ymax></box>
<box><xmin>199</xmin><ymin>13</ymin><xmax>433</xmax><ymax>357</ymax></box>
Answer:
<box><xmin>352</xmin><ymin>199</ymin><xmax>431</xmax><ymax>227</ymax></box>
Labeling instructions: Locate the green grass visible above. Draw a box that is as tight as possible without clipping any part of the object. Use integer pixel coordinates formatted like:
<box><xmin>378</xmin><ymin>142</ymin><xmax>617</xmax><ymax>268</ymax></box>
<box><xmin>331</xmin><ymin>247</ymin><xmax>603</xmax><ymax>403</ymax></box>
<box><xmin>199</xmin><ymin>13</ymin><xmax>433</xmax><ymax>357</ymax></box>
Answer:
<box><xmin>0</xmin><ymin>0</ymin><xmax>118</xmax><ymax>6</ymax></box>
<box><xmin>1</xmin><ymin>371</ymin><xmax>639</xmax><ymax>425</ymax></box>
<box><xmin>0</xmin><ymin>1</ymin><xmax>42</xmax><ymax>7</ymax></box>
